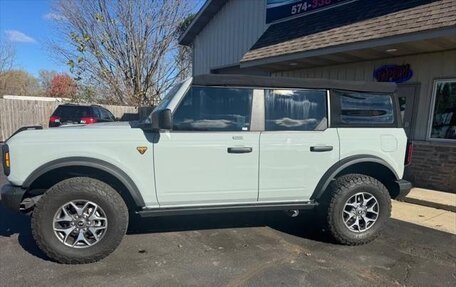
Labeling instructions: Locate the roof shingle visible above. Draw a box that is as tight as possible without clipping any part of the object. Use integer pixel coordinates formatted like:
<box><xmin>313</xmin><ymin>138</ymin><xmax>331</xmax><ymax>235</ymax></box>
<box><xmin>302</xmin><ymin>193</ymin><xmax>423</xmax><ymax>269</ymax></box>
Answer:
<box><xmin>242</xmin><ymin>0</ymin><xmax>456</xmax><ymax>63</ymax></box>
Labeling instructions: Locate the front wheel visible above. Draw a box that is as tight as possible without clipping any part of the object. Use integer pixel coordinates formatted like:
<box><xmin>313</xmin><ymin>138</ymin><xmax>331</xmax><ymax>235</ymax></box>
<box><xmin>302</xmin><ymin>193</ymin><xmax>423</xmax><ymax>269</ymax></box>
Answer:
<box><xmin>31</xmin><ymin>177</ymin><xmax>128</xmax><ymax>264</ymax></box>
<box><xmin>320</xmin><ymin>174</ymin><xmax>391</xmax><ymax>245</ymax></box>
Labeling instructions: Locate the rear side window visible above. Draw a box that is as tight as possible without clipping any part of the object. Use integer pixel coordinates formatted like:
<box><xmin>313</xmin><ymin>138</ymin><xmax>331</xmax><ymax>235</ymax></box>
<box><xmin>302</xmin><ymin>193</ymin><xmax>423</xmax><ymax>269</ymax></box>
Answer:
<box><xmin>173</xmin><ymin>86</ymin><xmax>253</xmax><ymax>131</ymax></box>
<box><xmin>92</xmin><ymin>107</ymin><xmax>102</xmax><ymax>119</ymax></box>
<box><xmin>105</xmin><ymin>109</ymin><xmax>115</xmax><ymax>120</ymax></box>
<box><xmin>265</xmin><ymin>89</ymin><xmax>327</xmax><ymax>131</ymax></box>
<box><xmin>99</xmin><ymin>108</ymin><xmax>114</xmax><ymax>120</ymax></box>
<box><xmin>53</xmin><ymin>106</ymin><xmax>93</xmax><ymax>119</ymax></box>
<box><xmin>332</xmin><ymin>90</ymin><xmax>395</xmax><ymax>126</ymax></box>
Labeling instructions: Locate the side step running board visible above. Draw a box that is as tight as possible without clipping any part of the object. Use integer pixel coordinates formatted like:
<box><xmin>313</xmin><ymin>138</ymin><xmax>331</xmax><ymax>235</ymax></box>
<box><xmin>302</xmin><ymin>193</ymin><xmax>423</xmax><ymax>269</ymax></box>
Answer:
<box><xmin>137</xmin><ymin>201</ymin><xmax>318</xmax><ymax>218</ymax></box>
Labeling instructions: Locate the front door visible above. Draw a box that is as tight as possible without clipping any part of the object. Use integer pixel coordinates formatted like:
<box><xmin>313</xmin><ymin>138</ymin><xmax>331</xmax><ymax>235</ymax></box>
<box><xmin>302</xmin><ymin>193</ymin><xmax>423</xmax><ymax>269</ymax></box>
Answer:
<box><xmin>397</xmin><ymin>85</ymin><xmax>419</xmax><ymax>138</ymax></box>
<box><xmin>154</xmin><ymin>86</ymin><xmax>260</xmax><ymax>206</ymax></box>
<box><xmin>259</xmin><ymin>88</ymin><xmax>339</xmax><ymax>202</ymax></box>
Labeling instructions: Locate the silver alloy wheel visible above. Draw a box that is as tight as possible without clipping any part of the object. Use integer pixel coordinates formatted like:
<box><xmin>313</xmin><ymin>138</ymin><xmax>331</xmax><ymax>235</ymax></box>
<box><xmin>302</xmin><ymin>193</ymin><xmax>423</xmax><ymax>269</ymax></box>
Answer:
<box><xmin>342</xmin><ymin>192</ymin><xmax>379</xmax><ymax>233</ymax></box>
<box><xmin>53</xmin><ymin>200</ymin><xmax>108</xmax><ymax>248</ymax></box>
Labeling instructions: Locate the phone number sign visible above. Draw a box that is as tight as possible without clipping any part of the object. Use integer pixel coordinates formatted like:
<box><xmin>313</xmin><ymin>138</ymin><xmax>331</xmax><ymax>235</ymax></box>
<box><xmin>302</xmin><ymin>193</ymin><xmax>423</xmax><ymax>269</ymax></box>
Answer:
<box><xmin>266</xmin><ymin>0</ymin><xmax>354</xmax><ymax>24</ymax></box>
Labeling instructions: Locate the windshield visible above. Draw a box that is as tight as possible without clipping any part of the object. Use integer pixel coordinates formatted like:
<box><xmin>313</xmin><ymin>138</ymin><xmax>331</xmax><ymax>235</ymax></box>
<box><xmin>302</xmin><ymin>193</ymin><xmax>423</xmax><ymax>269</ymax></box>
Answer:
<box><xmin>143</xmin><ymin>82</ymin><xmax>184</xmax><ymax>124</ymax></box>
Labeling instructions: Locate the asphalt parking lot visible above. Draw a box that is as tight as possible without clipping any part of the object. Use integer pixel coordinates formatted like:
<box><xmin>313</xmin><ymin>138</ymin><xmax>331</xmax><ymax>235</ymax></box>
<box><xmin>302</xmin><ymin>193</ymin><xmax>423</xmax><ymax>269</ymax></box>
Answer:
<box><xmin>0</xmin><ymin>165</ymin><xmax>455</xmax><ymax>287</ymax></box>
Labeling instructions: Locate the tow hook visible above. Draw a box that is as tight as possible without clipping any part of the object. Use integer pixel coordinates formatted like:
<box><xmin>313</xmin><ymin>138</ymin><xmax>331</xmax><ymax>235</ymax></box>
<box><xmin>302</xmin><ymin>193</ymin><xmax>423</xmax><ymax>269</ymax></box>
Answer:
<box><xmin>20</xmin><ymin>195</ymin><xmax>42</xmax><ymax>213</ymax></box>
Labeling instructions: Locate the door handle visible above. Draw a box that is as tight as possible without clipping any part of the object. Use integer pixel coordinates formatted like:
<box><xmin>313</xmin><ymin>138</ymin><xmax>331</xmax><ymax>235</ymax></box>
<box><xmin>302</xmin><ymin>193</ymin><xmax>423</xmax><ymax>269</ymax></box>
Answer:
<box><xmin>310</xmin><ymin>145</ymin><xmax>333</xmax><ymax>152</ymax></box>
<box><xmin>227</xmin><ymin>147</ymin><xmax>252</xmax><ymax>154</ymax></box>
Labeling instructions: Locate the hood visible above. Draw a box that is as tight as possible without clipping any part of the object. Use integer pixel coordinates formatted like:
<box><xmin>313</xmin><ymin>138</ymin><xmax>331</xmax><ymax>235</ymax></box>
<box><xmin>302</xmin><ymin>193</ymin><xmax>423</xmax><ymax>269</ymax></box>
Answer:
<box><xmin>59</xmin><ymin>121</ymin><xmax>139</xmax><ymax>129</ymax></box>
<box><xmin>6</xmin><ymin>121</ymin><xmax>145</xmax><ymax>145</ymax></box>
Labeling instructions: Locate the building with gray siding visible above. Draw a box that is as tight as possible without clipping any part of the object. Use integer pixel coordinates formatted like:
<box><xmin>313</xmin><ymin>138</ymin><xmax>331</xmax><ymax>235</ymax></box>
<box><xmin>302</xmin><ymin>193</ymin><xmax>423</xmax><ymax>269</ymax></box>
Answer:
<box><xmin>180</xmin><ymin>0</ymin><xmax>456</xmax><ymax>193</ymax></box>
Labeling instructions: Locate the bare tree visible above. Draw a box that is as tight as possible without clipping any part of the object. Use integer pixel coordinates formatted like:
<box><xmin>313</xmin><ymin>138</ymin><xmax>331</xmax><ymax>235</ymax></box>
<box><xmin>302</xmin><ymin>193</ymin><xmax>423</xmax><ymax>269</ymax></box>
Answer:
<box><xmin>38</xmin><ymin>69</ymin><xmax>58</xmax><ymax>92</ymax></box>
<box><xmin>176</xmin><ymin>14</ymin><xmax>196</xmax><ymax>81</ymax></box>
<box><xmin>0</xmin><ymin>41</ymin><xmax>16</xmax><ymax>73</ymax></box>
<box><xmin>52</xmin><ymin>0</ymin><xmax>192</xmax><ymax>106</ymax></box>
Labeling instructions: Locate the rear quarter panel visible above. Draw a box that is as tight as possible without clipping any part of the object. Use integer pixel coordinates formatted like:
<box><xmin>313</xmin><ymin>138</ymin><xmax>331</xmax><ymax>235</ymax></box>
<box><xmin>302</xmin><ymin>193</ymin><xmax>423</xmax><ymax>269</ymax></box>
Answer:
<box><xmin>337</xmin><ymin>128</ymin><xmax>407</xmax><ymax>178</ymax></box>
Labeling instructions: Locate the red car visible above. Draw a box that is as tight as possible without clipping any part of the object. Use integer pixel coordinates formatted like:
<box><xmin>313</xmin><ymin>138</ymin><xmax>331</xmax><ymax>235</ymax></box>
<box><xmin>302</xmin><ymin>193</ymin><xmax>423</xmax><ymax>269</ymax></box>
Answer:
<box><xmin>49</xmin><ymin>104</ymin><xmax>116</xmax><ymax>127</ymax></box>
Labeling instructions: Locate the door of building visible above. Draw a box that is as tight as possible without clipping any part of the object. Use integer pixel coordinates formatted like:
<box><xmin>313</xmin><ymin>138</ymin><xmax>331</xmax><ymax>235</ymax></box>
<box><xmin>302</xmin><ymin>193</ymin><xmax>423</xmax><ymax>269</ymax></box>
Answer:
<box><xmin>397</xmin><ymin>84</ymin><xmax>419</xmax><ymax>139</ymax></box>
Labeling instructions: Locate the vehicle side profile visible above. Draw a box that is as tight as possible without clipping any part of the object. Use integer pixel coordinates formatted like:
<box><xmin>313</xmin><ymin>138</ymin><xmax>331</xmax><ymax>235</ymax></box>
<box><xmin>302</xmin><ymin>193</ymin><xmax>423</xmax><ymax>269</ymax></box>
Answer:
<box><xmin>1</xmin><ymin>74</ymin><xmax>412</xmax><ymax>264</ymax></box>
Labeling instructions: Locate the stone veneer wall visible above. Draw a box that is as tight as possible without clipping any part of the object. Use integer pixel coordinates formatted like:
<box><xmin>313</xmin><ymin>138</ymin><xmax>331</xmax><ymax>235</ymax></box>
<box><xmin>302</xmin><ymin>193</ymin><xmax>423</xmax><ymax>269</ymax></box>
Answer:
<box><xmin>404</xmin><ymin>141</ymin><xmax>456</xmax><ymax>193</ymax></box>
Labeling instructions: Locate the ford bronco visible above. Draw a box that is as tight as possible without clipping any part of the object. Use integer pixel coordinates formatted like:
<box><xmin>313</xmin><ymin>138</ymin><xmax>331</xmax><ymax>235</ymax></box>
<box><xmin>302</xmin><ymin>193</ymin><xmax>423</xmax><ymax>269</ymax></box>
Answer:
<box><xmin>1</xmin><ymin>74</ymin><xmax>412</xmax><ymax>264</ymax></box>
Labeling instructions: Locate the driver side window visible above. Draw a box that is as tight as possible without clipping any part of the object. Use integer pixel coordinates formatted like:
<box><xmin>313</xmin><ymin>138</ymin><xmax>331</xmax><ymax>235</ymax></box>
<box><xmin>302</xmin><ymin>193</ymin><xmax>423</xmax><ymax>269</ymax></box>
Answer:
<box><xmin>173</xmin><ymin>87</ymin><xmax>253</xmax><ymax>131</ymax></box>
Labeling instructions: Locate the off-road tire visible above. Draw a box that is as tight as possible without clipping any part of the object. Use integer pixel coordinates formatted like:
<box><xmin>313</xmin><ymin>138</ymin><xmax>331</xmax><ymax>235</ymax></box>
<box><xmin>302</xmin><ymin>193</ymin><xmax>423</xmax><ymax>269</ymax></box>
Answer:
<box><xmin>320</xmin><ymin>174</ymin><xmax>391</xmax><ymax>245</ymax></box>
<box><xmin>31</xmin><ymin>177</ymin><xmax>128</xmax><ymax>264</ymax></box>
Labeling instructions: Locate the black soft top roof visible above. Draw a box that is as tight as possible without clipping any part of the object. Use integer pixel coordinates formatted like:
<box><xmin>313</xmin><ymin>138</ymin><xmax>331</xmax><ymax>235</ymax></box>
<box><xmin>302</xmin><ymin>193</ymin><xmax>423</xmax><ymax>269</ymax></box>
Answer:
<box><xmin>192</xmin><ymin>74</ymin><xmax>397</xmax><ymax>93</ymax></box>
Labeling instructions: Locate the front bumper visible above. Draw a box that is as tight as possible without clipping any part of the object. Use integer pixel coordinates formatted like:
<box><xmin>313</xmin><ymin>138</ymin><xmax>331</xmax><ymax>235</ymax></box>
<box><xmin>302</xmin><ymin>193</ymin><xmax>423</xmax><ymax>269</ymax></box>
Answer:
<box><xmin>0</xmin><ymin>184</ymin><xmax>26</xmax><ymax>212</ymax></box>
<box><xmin>395</xmin><ymin>179</ymin><xmax>412</xmax><ymax>201</ymax></box>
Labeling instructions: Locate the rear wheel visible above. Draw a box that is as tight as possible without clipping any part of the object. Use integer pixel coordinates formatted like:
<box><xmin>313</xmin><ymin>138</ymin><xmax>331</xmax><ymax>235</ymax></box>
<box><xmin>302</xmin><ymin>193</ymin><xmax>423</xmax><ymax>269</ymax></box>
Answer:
<box><xmin>320</xmin><ymin>174</ymin><xmax>391</xmax><ymax>245</ymax></box>
<box><xmin>31</xmin><ymin>177</ymin><xmax>128</xmax><ymax>264</ymax></box>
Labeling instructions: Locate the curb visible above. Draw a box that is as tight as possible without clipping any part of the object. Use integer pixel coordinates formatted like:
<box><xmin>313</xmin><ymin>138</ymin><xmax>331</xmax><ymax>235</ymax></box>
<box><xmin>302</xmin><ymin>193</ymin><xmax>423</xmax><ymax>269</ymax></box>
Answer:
<box><xmin>404</xmin><ymin>197</ymin><xmax>456</xmax><ymax>213</ymax></box>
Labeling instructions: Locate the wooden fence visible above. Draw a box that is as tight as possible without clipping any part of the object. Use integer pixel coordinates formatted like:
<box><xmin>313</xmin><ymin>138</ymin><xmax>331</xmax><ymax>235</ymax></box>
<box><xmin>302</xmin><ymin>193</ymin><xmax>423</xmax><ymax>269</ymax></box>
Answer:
<box><xmin>0</xmin><ymin>98</ymin><xmax>138</xmax><ymax>142</ymax></box>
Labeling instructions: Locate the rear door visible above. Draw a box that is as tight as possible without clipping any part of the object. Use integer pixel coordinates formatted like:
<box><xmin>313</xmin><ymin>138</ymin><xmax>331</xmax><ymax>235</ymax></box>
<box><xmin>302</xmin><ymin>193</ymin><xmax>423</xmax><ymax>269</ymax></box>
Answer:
<box><xmin>154</xmin><ymin>86</ymin><xmax>260</xmax><ymax>206</ymax></box>
<box><xmin>259</xmin><ymin>89</ymin><xmax>339</xmax><ymax>202</ymax></box>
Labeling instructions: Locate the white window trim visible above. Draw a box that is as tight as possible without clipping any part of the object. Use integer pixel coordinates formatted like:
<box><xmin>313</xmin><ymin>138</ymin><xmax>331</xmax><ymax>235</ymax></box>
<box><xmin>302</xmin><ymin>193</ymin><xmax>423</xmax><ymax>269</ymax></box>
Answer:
<box><xmin>427</xmin><ymin>78</ymin><xmax>456</xmax><ymax>142</ymax></box>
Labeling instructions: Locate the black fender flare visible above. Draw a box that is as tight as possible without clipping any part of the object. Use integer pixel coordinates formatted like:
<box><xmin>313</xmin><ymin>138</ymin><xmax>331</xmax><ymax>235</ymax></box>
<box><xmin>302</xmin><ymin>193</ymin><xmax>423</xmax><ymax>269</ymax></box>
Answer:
<box><xmin>311</xmin><ymin>155</ymin><xmax>400</xmax><ymax>200</ymax></box>
<box><xmin>23</xmin><ymin>157</ymin><xmax>146</xmax><ymax>208</ymax></box>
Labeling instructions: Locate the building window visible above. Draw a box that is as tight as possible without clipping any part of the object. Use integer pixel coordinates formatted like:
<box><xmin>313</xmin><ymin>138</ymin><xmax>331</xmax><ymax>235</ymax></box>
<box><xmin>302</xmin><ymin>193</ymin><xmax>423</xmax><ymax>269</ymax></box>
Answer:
<box><xmin>429</xmin><ymin>79</ymin><xmax>456</xmax><ymax>140</ymax></box>
<box><xmin>264</xmin><ymin>89</ymin><xmax>327</xmax><ymax>131</ymax></box>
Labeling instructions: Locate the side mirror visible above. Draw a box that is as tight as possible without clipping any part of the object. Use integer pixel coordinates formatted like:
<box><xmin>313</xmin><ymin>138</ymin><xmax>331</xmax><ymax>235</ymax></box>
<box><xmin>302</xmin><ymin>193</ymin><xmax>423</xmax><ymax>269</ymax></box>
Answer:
<box><xmin>151</xmin><ymin>109</ymin><xmax>173</xmax><ymax>130</ymax></box>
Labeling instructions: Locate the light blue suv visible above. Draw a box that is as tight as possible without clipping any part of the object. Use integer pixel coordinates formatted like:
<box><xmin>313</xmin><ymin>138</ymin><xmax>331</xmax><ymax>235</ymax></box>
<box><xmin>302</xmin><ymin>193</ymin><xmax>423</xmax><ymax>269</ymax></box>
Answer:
<box><xmin>1</xmin><ymin>74</ymin><xmax>412</xmax><ymax>264</ymax></box>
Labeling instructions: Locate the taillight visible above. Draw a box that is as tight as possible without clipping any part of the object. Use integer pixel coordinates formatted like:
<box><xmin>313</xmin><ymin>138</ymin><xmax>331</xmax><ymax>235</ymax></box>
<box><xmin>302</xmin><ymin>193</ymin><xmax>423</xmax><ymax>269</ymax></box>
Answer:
<box><xmin>80</xmin><ymin>117</ymin><xmax>97</xmax><ymax>124</ymax></box>
<box><xmin>49</xmin><ymin>116</ymin><xmax>61</xmax><ymax>123</ymax></box>
<box><xmin>405</xmin><ymin>141</ymin><xmax>413</xmax><ymax>166</ymax></box>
